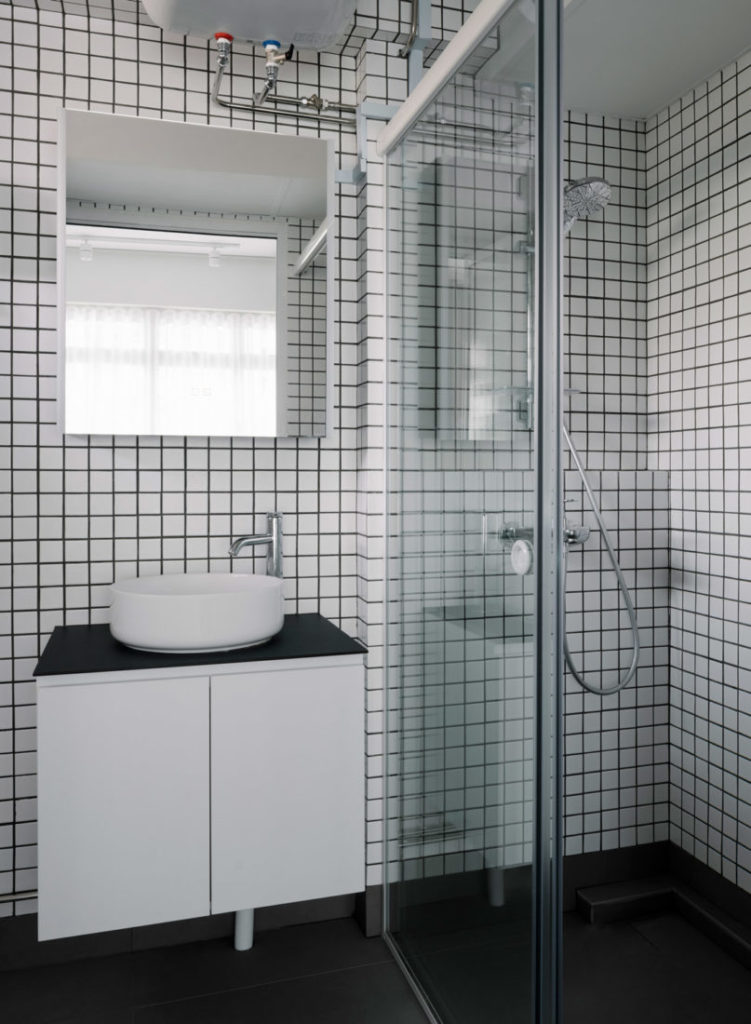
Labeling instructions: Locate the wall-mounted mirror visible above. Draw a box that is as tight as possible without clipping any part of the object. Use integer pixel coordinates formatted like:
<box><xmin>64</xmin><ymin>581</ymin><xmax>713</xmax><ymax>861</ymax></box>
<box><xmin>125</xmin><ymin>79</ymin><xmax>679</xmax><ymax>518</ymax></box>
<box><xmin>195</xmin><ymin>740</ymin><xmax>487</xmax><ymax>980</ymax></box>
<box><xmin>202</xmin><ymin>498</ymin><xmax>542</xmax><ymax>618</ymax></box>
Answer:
<box><xmin>58</xmin><ymin>110</ymin><xmax>334</xmax><ymax>438</ymax></box>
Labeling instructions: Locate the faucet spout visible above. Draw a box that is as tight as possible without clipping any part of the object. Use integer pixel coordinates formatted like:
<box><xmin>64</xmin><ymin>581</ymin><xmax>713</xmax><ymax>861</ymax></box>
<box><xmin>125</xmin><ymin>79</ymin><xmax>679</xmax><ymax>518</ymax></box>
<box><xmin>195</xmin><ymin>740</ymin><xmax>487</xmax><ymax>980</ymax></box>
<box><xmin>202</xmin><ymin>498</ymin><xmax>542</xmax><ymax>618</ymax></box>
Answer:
<box><xmin>228</xmin><ymin>512</ymin><xmax>283</xmax><ymax>578</ymax></box>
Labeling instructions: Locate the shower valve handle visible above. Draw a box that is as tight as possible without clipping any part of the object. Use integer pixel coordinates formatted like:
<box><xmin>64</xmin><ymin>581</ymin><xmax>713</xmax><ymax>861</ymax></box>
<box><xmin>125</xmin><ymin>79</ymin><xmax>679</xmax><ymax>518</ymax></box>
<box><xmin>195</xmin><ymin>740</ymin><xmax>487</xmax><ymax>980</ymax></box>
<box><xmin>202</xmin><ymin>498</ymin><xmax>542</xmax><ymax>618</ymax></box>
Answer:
<box><xmin>564</xmin><ymin>525</ymin><xmax>590</xmax><ymax>545</ymax></box>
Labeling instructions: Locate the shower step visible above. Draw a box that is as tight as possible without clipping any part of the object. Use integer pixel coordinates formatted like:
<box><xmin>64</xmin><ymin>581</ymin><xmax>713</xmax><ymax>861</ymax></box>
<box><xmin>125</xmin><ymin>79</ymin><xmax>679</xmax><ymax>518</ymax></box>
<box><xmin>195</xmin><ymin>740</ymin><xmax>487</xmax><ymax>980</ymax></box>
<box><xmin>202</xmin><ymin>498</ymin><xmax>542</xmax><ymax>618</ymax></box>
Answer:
<box><xmin>576</xmin><ymin>876</ymin><xmax>673</xmax><ymax>924</ymax></box>
<box><xmin>577</xmin><ymin>875</ymin><xmax>751</xmax><ymax>971</ymax></box>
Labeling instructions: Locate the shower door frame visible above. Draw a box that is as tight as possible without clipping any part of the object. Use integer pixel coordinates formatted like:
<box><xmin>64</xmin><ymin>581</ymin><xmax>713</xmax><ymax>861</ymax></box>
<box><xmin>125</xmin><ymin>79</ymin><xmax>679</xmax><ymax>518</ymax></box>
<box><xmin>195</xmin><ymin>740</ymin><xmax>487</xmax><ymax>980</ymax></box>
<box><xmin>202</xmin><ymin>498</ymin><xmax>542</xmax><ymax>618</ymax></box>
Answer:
<box><xmin>534</xmin><ymin>0</ymin><xmax>564</xmax><ymax>1020</ymax></box>
<box><xmin>378</xmin><ymin>0</ymin><xmax>564</xmax><ymax>1022</ymax></box>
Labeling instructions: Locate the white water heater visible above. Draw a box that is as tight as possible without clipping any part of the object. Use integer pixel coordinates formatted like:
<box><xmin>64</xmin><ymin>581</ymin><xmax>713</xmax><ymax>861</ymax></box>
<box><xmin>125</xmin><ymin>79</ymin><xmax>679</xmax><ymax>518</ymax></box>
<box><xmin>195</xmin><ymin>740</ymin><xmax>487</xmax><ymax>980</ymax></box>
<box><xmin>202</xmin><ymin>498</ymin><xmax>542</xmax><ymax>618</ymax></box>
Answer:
<box><xmin>141</xmin><ymin>0</ymin><xmax>359</xmax><ymax>50</ymax></box>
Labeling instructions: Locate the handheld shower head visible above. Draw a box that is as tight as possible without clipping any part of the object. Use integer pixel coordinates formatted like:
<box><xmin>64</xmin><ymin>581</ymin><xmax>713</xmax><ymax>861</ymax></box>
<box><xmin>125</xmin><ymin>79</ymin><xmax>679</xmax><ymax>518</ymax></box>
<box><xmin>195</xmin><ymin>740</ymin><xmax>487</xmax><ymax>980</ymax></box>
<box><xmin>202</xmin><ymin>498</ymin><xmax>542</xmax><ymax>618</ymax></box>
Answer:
<box><xmin>564</xmin><ymin>176</ymin><xmax>611</xmax><ymax>234</ymax></box>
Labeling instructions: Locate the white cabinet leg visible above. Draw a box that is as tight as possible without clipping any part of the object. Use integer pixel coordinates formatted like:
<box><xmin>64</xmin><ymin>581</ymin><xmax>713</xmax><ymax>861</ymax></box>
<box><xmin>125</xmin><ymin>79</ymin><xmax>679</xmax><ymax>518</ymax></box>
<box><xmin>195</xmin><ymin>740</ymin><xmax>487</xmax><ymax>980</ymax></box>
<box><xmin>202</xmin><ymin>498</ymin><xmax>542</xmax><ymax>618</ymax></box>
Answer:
<box><xmin>234</xmin><ymin>908</ymin><xmax>254</xmax><ymax>951</ymax></box>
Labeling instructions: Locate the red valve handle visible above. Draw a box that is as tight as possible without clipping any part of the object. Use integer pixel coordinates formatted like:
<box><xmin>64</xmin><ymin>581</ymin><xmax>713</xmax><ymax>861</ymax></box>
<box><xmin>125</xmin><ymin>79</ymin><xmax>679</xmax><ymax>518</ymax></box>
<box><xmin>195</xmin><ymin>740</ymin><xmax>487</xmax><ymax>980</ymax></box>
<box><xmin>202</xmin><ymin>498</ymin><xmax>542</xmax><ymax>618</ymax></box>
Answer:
<box><xmin>214</xmin><ymin>32</ymin><xmax>234</xmax><ymax>41</ymax></box>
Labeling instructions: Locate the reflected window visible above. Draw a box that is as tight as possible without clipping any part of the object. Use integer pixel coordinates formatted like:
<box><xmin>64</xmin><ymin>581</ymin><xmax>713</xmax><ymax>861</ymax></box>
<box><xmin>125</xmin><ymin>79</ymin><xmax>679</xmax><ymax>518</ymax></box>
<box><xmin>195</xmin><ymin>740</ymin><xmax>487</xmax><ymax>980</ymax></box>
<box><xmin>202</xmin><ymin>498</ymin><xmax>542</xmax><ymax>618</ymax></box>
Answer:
<box><xmin>64</xmin><ymin>226</ymin><xmax>286</xmax><ymax>436</ymax></box>
<box><xmin>65</xmin><ymin>304</ymin><xmax>277</xmax><ymax>436</ymax></box>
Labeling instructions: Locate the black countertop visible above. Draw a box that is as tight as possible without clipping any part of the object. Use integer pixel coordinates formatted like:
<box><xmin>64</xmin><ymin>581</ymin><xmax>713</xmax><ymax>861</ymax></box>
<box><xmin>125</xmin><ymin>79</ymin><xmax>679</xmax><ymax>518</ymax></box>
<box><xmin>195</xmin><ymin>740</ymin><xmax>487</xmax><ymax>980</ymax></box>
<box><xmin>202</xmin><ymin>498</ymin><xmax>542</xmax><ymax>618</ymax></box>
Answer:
<box><xmin>35</xmin><ymin>613</ymin><xmax>366</xmax><ymax>678</ymax></box>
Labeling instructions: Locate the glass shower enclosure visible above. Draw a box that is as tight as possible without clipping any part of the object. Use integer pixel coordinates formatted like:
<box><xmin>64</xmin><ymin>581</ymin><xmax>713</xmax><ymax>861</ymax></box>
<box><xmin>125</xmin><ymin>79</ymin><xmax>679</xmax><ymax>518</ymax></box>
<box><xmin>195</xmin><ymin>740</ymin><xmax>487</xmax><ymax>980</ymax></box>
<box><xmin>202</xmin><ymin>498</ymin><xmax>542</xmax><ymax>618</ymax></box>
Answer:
<box><xmin>381</xmin><ymin>0</ymin><xmax>563</xmax><ymax>1021</ymax></box>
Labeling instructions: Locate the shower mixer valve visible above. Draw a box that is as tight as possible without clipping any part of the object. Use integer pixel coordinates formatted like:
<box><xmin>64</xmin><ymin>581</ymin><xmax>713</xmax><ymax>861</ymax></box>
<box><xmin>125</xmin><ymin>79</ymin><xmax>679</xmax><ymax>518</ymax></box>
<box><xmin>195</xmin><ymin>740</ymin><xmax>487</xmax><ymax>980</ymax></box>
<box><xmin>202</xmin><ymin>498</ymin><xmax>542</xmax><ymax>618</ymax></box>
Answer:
<box><xmin>563</xmin><ymin>496</ymin><xmax>589</xmax><ymax>545</ymax></box>
<box><xmin>564</xmin><ymin>524</ymin><xmax>590</xmax><ymax>545</ymax></box>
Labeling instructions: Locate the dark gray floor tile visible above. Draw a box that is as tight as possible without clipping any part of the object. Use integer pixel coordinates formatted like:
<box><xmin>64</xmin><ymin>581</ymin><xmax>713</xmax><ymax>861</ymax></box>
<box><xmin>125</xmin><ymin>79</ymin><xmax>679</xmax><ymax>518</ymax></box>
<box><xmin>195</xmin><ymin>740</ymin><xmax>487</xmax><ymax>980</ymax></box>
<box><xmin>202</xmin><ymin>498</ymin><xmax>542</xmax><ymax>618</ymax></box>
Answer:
<box><xmin>563</xmin><ymin>910</ymin><xmax>751</xmax><ymax>1024</ymax></box>
<box><xmin>411</xmin><ymin>939</ymin><xmax>531</xmax><ymax>1024</ymax></box>
<box><xmin>133</xmin><ymin>961</ymin><xmax>428</xmax><ymax>1024</ymax></box>
<box><xmin>0</xmin><ymin>914</ymin><xmax>132</xmax><ymax>971</ymax></box>
<box><xmin>56</xmin><ymin>1014</ymin><xmax>134</xmax><ymax>1024</ymax></box>
<box><xmin>395</xmin><ymin>890</ymin><xmax>532</xmax><ymax>956</ymax></box>
<box><xmin>631</xmin><ymin>913</ymin><xmax>751</xmax><ymax>1019</ymax></box>
<box><xmin>130</xmin><ymin>918</ymin><xmax>392</xmax><ymax>1005</ymax></box>
<box><xmin>0</xmin><ymin>954</ymin><xmax>134</xmax><ymax>1024</ymax></box>
<box><xmin>563</xmin><ymin>913</ymin><xmax>693</xmax><ymax>1024</ymax></box>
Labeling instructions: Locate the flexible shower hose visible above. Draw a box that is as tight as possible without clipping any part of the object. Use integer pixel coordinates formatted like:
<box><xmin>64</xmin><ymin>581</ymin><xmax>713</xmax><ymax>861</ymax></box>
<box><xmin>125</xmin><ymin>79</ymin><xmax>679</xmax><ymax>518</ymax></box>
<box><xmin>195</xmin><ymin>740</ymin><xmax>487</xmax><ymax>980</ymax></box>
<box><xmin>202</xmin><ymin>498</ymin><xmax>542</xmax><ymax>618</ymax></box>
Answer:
<box><xmin>562</xmin><ymin>426</ymin><xmax>640</xmax><ymax>696</ymax></box>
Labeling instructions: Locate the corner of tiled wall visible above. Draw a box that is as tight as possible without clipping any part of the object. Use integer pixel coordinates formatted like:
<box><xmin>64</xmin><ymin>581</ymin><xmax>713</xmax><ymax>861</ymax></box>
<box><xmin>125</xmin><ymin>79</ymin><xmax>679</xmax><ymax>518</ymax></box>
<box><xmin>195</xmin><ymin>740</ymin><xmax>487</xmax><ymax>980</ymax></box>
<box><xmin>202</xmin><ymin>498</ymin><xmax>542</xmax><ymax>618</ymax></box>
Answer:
<box><xmin>645</xmin><ymin>47</ymin><xmax>751</xmax><ymax>889</ymax></box>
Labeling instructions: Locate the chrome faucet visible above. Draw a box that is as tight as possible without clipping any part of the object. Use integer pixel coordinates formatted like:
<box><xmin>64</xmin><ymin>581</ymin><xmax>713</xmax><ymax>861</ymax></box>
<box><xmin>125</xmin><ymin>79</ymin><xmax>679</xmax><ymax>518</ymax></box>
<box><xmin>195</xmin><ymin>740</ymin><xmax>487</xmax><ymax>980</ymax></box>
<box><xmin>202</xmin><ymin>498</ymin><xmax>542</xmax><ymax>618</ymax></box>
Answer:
<box><xmin>228</xmin><ymin>512</ymin><xmax>283</xmax><ymax>578</ymax></box>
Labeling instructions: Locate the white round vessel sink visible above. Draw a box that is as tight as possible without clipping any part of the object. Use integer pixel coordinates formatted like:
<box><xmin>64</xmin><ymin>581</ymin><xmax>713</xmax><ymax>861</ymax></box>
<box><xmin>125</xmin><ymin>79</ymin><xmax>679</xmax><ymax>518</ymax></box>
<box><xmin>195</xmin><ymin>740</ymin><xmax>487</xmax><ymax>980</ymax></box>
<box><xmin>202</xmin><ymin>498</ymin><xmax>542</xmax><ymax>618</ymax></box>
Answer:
<box><xmin>109</xmin><ymin>573</ymin><xmax>284</xmax><ymax>653</ymax></box>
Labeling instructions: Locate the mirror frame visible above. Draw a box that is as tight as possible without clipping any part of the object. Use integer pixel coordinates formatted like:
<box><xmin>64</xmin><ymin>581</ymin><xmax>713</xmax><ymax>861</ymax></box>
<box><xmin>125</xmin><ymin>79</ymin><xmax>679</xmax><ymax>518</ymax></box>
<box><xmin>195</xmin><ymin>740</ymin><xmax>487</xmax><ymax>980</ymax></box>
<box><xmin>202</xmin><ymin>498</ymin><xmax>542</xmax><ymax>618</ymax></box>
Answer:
<box><xmin>56</xmin><ymin>108</ymin><xmax>336</xmax><ymax>441</ymax></box>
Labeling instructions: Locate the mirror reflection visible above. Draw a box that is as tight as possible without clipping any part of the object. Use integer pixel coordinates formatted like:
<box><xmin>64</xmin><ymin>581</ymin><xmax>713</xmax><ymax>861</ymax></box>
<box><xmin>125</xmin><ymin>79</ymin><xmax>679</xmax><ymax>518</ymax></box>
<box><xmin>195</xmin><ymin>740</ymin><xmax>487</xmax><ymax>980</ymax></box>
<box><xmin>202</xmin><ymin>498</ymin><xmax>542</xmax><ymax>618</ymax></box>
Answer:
<box><xmin>60</xmin><ymin>110</ymin><xmax>332</xmax><ymax>439</ymax></box>
<box><xmin>65</xmin><ymin>226</ymin><xmax>283</xmax><ymax>436</ymax></box>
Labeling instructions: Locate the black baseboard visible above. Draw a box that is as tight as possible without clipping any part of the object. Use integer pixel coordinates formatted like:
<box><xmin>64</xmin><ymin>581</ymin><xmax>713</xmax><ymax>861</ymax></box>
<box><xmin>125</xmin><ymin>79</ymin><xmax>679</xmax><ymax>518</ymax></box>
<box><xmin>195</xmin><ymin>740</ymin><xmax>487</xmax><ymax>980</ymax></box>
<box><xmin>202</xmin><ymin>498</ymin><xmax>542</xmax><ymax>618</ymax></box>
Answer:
<box><xmin>354</xmin><ymin>885</ymin><xmax>382</xmax><ymax>938</ymax></box>
<box><xmin>0</xmin><ymin>893</ymin><xmax>356</xmax><ymax>971</ymax></box>
<box><xmin>396</xmin><ymin>868</ymin><xmax>488</xmax><ymax>907</ymax></box>
<box><xmin>668</xmin><ymin>844</ymin><xmax>751</xmax><ymax>932</ymax></box>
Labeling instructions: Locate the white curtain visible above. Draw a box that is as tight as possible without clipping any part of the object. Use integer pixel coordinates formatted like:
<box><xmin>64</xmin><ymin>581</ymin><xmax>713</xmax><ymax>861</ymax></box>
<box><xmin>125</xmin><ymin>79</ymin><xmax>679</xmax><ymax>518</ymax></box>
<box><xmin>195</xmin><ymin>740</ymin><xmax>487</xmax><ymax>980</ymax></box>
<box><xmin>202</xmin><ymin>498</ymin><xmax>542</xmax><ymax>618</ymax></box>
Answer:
<box><xmin>65</xmin><ymin>304</ymin><xmax>278</xmax><ymax>436</ymax></box>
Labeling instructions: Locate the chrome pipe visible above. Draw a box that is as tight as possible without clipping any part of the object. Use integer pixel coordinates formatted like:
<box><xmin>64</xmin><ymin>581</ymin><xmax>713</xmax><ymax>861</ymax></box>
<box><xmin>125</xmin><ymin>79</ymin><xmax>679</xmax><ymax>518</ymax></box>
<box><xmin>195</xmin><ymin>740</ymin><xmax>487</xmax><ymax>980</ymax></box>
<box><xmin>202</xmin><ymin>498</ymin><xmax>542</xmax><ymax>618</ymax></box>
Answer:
<box><xmin>500</xmin><ymin>525</ymin><xmax>534</xmax><ymax>543</ymax></box>
<box><xmin>272</xmin><ymin>93</ymin><xmax>357</xmax><ymax>114</ymax></box>
<box><xmin>211</xmin><ymin>48</ymin><xmax>356</xmax><ymax>126</ymax></box>
<box><xmin>399</xmin><ymin>0</ymin><xmax>420</xmax><ymax>58</ymax></box>
<box><xmin>292</xmin><ymin>218</ymin><xmax>328</xmax><ymax>277</ymax></box>
<box><xmin>253</xmin><ymin>77</ymin><xmax>275</xmax><ymax>107</ymax></box>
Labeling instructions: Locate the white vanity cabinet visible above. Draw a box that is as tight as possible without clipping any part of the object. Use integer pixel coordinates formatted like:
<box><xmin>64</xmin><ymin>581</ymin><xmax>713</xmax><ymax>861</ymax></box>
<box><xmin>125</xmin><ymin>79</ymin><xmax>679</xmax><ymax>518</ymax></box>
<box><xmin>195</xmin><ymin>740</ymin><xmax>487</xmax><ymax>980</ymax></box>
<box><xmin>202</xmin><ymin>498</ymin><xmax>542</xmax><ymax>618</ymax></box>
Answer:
<box><xmin>37</xmin><ymin>674</ymin><xmax>211</xmax><ymax>941</ymax></box>
<box><xmin>211</xmin><ymin>661</ymin><xmax>365</xmax><ymax>914</ymax></box>
<box><xmin>36</xmin><ymin>629</ymin><xmax>365</xmax><ymax>943</ymax></box>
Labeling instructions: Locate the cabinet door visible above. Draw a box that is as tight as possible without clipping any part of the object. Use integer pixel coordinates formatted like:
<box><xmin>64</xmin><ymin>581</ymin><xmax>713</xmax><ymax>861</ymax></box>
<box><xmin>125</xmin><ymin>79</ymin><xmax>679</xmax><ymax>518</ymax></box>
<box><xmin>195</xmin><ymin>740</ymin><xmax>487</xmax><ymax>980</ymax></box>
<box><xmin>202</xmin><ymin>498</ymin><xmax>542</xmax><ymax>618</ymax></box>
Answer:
<box><xmin>38</xmin><ymin>675</ymin><xmax>210</xmax><ymax>940</ymax></box>
<box><xmin>211</xmin><ymin>661</ymin><xmax>364</xmax><ymax>914</ymax></box>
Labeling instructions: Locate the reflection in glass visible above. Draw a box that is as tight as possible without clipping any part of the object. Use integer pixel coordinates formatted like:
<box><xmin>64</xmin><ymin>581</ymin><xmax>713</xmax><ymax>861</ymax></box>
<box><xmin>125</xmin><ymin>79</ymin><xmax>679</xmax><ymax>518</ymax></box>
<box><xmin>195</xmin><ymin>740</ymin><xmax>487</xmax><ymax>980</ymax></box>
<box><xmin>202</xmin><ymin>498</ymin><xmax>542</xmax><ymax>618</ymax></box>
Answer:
<box><xmin>383</xmin><ymin>1</ymin><xmax>549</xmax><ymax>1022</ymax></box>
<box><xmin>66</xmin><ymin>305</ymin><xmax>277</xmax><ymax>436</ymax></box>
<box><xmin>63</xmin><ymin>226</ymin><xmax>285</xmax><ymax>436</ymax></box>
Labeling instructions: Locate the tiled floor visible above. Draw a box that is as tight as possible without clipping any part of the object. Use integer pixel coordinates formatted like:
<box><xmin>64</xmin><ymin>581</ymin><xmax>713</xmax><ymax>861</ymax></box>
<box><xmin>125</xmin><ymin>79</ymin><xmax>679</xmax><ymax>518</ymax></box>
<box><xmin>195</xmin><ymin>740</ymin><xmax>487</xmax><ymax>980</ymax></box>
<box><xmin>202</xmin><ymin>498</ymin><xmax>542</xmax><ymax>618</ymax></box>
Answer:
<box><xmin>391</xmin><ymin>889</ymin><xmax>751</xmax><ymax>1024</ymax></box>
<box><xmin>392</xmin><ymin>870</ymin><xmax>534</xmax><ymax>1024</ymax></box>
<box><xmin>6</xmin><ymin>908</ymin><xmax>751</xmax><ymax>1023</ymax></box>
<box><xmin>564</xmin><ymin>911</ymin><xmax>751</xmax><ymax>1024</ymax></box>
<box><xmin>1</xmin><ymin>918</ymin><xmax>428</xmax><ymax>1024</ymax></box>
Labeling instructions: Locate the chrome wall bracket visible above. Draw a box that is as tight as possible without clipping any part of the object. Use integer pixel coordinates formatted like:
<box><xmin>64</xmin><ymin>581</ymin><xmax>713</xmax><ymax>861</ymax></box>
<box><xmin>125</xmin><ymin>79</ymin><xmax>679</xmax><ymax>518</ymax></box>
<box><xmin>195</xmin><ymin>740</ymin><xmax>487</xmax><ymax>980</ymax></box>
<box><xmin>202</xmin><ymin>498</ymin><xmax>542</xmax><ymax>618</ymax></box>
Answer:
<box><xmin>335</xmin><ymin>102</ymin><xmax>401</xmax><ymax>186</ymax></box>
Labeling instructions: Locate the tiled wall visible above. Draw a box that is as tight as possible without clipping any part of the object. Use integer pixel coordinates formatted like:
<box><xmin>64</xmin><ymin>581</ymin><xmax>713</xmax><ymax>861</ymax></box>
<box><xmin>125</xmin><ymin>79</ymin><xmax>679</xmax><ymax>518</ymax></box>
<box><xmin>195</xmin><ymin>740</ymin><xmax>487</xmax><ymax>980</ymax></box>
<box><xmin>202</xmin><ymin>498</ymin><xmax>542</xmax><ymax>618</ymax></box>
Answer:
<box><xmin>645</xmin><ymin>50</ymin><xmax>751</xmax><ymax>889</ymax></box>
<box><xmin>384</xmin><ymin>71</ymin><xmax>537</xmax><ymax>882</ymax></box>
<box><xmin>383</xmin><ymin>79</ymin><xmax>675</xmax><ymax>875</ymax></box>
<box><xmin>562</xmin><ymin>113</ymin><xmax>670</xmax><ymax>856</ymax></box>
<box><xmin>3</xmin><ymin>0</ymin><xmax>481</xmax><ymax>61</ymax></box>
<box><xmin>0</xmin><ymin>0</ymin><xmax>486</xmax><ymax>920</ymax></box>
<box><xmin>285</xmin><ymin>219</ymin><xmax>328</xmax><ymax>436</ymax></box>
<box><xmin>561</xmin><ymin>465</ymin><xmax>671</xmax><ymax>853</ymax></box>
<box><xmin>383</xmin><ymin>94</ymin><xmax>674</xmax><ymax>877</ymax></box>
<box><xmin>563</xmin><ymin>50</ymin><xmax>751</xmax><ymax>872</ymax></box>
<box><xmin>3</xmin><ymin>0</ymin><xmax>748</xmax><ymax>925</ymax></box>
<box><xmin>564</xmin><ymin>112</ymin><xmax>648</xmax><ymax>469</ymax></box>
<box><xmin>0</xmin><ymin>0</ymin><xmax>389</xmax><ymax>916</ymax></box>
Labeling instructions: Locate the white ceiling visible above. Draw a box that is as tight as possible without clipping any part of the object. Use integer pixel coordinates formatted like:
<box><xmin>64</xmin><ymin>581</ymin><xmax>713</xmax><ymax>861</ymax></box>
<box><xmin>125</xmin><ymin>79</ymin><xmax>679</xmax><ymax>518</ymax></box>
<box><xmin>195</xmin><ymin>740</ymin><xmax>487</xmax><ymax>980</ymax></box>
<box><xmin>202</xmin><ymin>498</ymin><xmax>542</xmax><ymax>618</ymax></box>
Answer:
<box><xmin>563</xmin><ymin>0</ymin><xmax>751</xmax><ymax>119</ymax></box>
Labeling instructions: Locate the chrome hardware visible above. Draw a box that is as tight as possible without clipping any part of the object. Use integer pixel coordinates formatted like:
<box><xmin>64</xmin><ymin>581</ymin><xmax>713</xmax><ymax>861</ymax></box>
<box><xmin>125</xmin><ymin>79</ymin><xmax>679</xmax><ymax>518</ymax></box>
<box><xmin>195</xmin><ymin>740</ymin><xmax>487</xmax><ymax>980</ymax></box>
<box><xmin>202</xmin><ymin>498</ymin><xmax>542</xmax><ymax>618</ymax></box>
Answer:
<box><xmin>563</xmin><ymin>496</ymin><xmax>589</xmax><ymax>545</ymax></box>
<box><xmin>564</xmin><ymin>525</ymin><xmax>590</xmax><ymax>545</ymax></box>
<box><xmin>500</xmin><ymin>525</ymin><xmax>534</xmax><ymax>544</ymax></box>
<box><xmin>229</xmin><ymin>512</ymin><xmax>283</xmax><ymax>578</ymax></box>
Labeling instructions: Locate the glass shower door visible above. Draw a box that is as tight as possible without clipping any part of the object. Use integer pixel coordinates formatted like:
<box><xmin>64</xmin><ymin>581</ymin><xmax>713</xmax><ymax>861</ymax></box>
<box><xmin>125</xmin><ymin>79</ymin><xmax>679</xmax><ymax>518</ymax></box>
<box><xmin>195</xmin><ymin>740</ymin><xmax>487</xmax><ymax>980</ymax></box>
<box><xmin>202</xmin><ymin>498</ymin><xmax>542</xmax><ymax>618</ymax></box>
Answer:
<box><xmin>383</xmin><ymin>1</ymin><xmax>563</xmax><ymax>1022</ymax></box>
